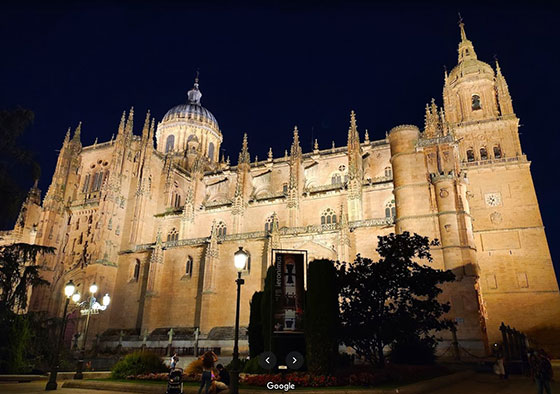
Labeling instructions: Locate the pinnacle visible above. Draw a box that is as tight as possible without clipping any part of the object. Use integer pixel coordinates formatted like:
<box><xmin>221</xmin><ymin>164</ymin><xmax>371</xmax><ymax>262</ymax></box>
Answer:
<box><xmin>72</xmin><ymin>122</ymin><xmax>82</xmax><ymax>141</ymax></box>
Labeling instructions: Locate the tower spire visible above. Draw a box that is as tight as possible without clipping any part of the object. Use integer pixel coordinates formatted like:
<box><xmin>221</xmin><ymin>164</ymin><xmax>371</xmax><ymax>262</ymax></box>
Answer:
<box><xmin>457</xmin><ymin>16</ymin><xmax>477</xmax><ymax>63</ymax></box>
<box><xmin>458</xmin><ymin>13</ymin><xmax>467</xmax><ymax>41</ymax></box>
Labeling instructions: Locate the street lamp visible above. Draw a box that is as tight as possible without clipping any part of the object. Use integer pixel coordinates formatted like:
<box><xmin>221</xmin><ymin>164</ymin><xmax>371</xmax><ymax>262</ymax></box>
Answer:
<box><xmin>45</xmin><ymin>280</ymin><xmax>77</xmax><ymax>390</ymax></box>
<box><xmin>74</xmin><ymin>283</ymin><xmax>110</xmax><ymax>380</ymax></box>
<box><xmin>231</xmin><ymin>246</ymin><xmax>248</xmax><ymax>394</ymax></box>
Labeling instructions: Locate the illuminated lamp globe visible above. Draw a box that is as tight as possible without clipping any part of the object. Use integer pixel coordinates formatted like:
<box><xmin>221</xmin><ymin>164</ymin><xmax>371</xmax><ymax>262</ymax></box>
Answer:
<box><xmin>102</xmin><ymin>293</ymin><xmax>111</xmax><ymax>307</ymax></box>
<box><xmin>234</xmin><ymin>247</ymin><xmax>249</xmax><ymax>272</ymax></box>
<box><xmin>89</xmin><ymin>282</ymin><xmax>98</xmax><ymax>294</ymax></box>
<box><xmin>64</xmin><ymin>280</ymin><xmax>76</xmax><ymax>298</ymax></box>
<box><xmin>72</xmin><ymin>292</ymin><xmax>81</xmax><ymax>303</ymax></box>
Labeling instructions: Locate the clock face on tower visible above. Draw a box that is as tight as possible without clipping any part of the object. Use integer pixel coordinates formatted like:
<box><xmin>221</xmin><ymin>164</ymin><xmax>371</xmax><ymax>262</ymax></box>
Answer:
<box><xmin>485</xmin><ymin>193</ymin><xmax>502</xmax><ymax>207</ymax></box>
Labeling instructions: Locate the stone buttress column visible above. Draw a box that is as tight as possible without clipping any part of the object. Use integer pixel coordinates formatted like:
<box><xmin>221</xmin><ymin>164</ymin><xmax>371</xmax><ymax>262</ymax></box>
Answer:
<box><xmin>388</xmin><ymin>125</ymin><xmax>438</xmax><ymax>240</ymax></box>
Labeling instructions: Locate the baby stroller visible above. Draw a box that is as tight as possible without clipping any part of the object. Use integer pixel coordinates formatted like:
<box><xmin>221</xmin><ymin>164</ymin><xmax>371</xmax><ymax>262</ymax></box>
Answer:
<box><xmin>166</xmin><ymin>367</ymin><xmax>184</xmax><ymax>394</ymax></box>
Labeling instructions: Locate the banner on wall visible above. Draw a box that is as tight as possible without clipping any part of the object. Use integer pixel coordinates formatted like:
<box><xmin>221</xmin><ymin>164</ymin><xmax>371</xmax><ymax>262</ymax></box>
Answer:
<box><xmin>271</xmin><ymin>249</ymin><xmax>307</xmax><ymax>334</ymax></box>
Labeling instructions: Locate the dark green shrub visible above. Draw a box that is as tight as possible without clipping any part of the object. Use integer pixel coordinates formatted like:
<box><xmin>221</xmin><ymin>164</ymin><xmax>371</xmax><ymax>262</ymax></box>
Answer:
<box><xmin>0</xmin><ymin>311</ymin><xmax>33</xmax><ymax>373</ymax></box>
<box><xmin>248</xmin><ymin>291</ymin><xmax>264</xmax><ymax>358</ymax></box>
<box><xmin>389</xmin><ymin>337</ymin><xmax>436</xmax><ymax>365</ymax></box>
<box><xmin>111</xmin><ymin>350</ymin><xmax>167</xmax><ymax>378</ymax></box>
<box><xmin>241</xmin><ymin>357</ymin><xmax>266</xmax><ymax>374</ymax></box>
<box><xmin>305</xmin><ymin>259</ymin><xmax>339</xmax><ymax>375</ymax></box>
<box><xmin>260</xmin><ymin>266</ymin><xmax>276</xmax><ymax>352</ymax></box>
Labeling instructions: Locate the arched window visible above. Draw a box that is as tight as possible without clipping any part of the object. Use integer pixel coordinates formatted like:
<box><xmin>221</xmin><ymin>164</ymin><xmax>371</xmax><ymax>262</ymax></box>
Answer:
<box><xmin>216</xmin><ymin>221</ymin><xmax>227</xmax><ymax>238</ymax></box>
<box><xmin>173</xmin><ymin>193</ymin><xmax>181</xmax><ymax>208</ymax></box>
<box><xmin>472</xmin><ymin>94</ymin><xmax>482</xmax><ymax>111</ymax></box>
<box><xmin>186</xmin><ymin>256</ymin><xmax>193</xmax><ymax>277</ymax></box>
<box><xmin>493</xmin><ymin>146</ymin><xmax>502</xmax><ymax>159</ymax></box>
<box><xmin>321</xmin><ymin>208</ymin><xmax>337</xmax><ymax>225</ymax></box>
<box><xmin>167</xmin><ymin>228</ymin><xmax>178</xmax><ymax>242</ymax></box>
<box><xmin>331</xmin><ymin>173</ymin><xmax>342</xmax><ymax>185</ymax></box>
<box><xmin>90</xmin><ymin>171</ymin><xmax>105</xmax><ymax>192</ymax></box>
<box><xmin>480</xmin><ymin>147</ymin><xmax>488</xmax><ymax>161</ymax></box>
<box><xmin>103</xmin><ymin>171</ymin><xmax>110</xmax><ymax>187</ymax></box>
<box><xmin>133</xmin><ymin>259</ymin><xmax>140</xmax><ymax>282</ymax></box>
<box><xmin>466</xmin><ymin>149</ymin><xmax>475</xmax><ymax>162</ymax></box>
<box><xmin>282</xmin><ymin>183</ymin><xmax>288</xmax><ymax>194</ymax></box>
<box><xmin>385</xmin><ymin>200</ymin><xmax>396</xmax><ymax>219</ymax></box>
<box><xmin>91</xmin><ymin>173</ymin><xmax>99</xmax><ymax>192</ymax></box>
<box><xmin>165</xmin><ymin>135</ymin><xmax>175</xmax><ymax>153</ymax></box>
<box><xmin>82</xmin><ymin>174</ymin><xmax>91</xmax><ymax>193</ymax></box>
<box><xmin>208</xmin><ymin>142</ymin><xmax>215</xmax><ymax>162</ymax></box>
<box><xmin>264</xmin><ymin>214</ymin><xmax>276</xmax><ymax>233</ymax></box>
<box><xmin>385</xmin><ymin>166</ymin><xmax>393</xmax><ymax>178</ymax></box>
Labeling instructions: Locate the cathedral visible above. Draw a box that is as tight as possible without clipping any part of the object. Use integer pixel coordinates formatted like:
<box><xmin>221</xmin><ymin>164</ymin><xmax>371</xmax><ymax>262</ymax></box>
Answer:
<box><xmin>4</xmin><ymin>21</ymin><xmax>560</xmax><ymax>354</ymax></box>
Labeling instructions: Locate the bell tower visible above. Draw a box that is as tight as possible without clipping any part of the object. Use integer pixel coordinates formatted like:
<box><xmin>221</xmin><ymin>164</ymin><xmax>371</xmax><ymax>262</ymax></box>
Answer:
<box><xmin>443</xmin><ymin>19</ymin><xmax>560</xmax><ymax>344</ymax></box>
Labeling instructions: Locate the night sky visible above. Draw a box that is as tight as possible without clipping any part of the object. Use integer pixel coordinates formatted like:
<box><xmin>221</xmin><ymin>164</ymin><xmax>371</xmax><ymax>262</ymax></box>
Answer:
<box><xmin>1</xmin><ymin>2</ymin><xmax>559</xmax><ymax>279</ymax></box>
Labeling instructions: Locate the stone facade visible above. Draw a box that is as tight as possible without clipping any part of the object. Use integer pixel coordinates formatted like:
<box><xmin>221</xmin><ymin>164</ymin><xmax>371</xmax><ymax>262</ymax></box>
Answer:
<box><xmin>3</xmin><ymin>22</ymin><xmax>559</xmax><ymax>353</ymax></box>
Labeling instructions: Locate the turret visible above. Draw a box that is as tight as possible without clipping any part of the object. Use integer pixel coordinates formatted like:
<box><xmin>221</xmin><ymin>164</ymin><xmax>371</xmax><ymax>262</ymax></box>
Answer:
<box><xmin>388</xmin><ymin>125</ymin><xmax>436</xmax><ymax>237</ymax></box>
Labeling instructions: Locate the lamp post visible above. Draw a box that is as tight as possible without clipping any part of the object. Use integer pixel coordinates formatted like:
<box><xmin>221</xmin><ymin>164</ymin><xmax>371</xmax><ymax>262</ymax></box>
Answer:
<box><xmin>45</xmin><ymin>280</ymin><xmax>78</xmax><ymax>390</ymax></box>
<box><xmin>74</xmin><ymin>283</ymin><xmax>110</xmax><ymax>380</ymax></box>
<box><xmin>231</xmin><ymin>246</ymin><xmax>248</xmax><ymax>394</ymax></box>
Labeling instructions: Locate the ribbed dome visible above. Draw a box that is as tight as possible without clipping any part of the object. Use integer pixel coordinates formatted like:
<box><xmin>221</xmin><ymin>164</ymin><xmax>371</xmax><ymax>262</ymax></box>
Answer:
<box><xmin>161</xmin><ymin>77</ymin><xmax>219</xmax><ymax>129</ymax></box>
<box><xmin>162</xmin><ymin>103</ymin><xmax>219</xmax><ymax>128</ymax></box>
<box><xmin>448</xmin><ymin>58</ymin><xmax>494</xmax><ymax>82</ymax></box>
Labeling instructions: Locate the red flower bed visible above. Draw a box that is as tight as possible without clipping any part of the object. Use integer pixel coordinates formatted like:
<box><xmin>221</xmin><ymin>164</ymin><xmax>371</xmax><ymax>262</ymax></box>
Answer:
<box><xmin>128</xmin><ymin>364</ymin><xmax>448</xmax><ymax>388</ymax></box>
<box><xmin>240</xmin><ymin>372</ymin><xmax>338</xmax><ymax>387</ymax></box>
<box><xmin>127</xmin><ymin>372</ymin><xmax>202</xmax><ymax>382</ymax></box>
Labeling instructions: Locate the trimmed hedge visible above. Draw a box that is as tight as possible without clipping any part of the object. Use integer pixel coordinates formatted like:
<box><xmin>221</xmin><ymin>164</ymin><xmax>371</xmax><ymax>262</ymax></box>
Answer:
<box><xmin>111</xmin><ymin>350</ymin><xmax>167</xmax><ymax>379</ymax></box>
<box><xmin>305</xmin><ymin>259</ymin><xmax>339</xmax><ymax>375</ymax></box>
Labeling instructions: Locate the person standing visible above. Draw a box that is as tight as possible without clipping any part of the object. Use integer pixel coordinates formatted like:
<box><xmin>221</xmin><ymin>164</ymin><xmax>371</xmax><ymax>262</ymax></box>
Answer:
<box><xmin>529</xmin><ymin>349</ymin><xmax>553</xmax><ymax>394</ymax></box>
<box><xmin>170</xmin><ymin>353</ymin><xmax>179</xmax><ymax>370</ymax></box>
<box><xmin>198</xmin><ymin>351</ymin><xmax>218</xmax><ymax>394</ymax></box>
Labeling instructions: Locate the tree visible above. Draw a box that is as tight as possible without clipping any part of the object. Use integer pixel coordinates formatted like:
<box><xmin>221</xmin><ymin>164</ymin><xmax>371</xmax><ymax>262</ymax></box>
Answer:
<box><xmin>0</xmin><ymin>243</ymin><xmax>53</xmax><ymax>312</ymax></box>
<box><xmin>305</xmin><ymin>259</ymin><xmax>338</xmax><ymax>375</ymax></box>
<box><xmin>248</xmin><ymin>291</ymin><xmax>264</xmax><ymax>358</ymax></box>
<box><xmin>260</xmin><ymin>266</ymin><xmax>276</xmax><ymax>352</ymax></box>
<box><xmin>0</xmin><ymin>108</ymin><xmax>40</xmax><ymax>230</ymax></box>
<box><xmin>336</xmin><ymin>232</ymin><xmax>455</xmax><ymax>367</ymax></box>
<box><xmin>0</xmin><ymin>243</ymin><xmax>53</xmax><ymax>373</ymax></box>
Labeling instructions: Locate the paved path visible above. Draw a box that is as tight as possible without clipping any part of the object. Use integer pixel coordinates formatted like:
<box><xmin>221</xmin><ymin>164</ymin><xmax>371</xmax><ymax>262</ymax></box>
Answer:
<box><xmin>1</xmin><ymin>373</ymin><xmax>559</xmax><ymax>393</ymax></box>
<box><xmin>0</xmin><ymin>381</ymin><xmax>127</xmax><ymax>394</ymax></box>
<box><xmin>429</xmin><ymin>373</ymin><xmax>559</xmax><ymax>394</ymax></box>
